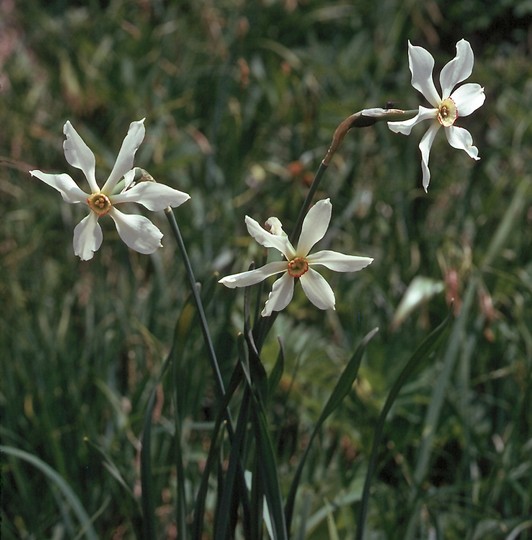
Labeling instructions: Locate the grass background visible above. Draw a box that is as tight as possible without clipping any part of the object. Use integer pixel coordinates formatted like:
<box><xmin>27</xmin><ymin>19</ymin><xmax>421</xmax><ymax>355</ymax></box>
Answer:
<box><xmin>1</xmin><ymin>0</ymin><xmax>531</xmax><ymax>538</ymax></box>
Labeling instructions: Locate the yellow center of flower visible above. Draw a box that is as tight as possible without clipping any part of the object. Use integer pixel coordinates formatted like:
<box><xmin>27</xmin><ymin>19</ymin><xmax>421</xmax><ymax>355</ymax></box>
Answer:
<box><xmin>437</xmin><ymin>97</ymin><xmax>458</xmax><ymax>127</ymax></box>
<box><xmin>87</xmin><ymin>193</ymin><xmax>112</xmax><ymax>216</ymax></box>
<box><xmin>287</xmin><ymin>257</ymin><xmax>309</xmax><ymax>278</ymax></box>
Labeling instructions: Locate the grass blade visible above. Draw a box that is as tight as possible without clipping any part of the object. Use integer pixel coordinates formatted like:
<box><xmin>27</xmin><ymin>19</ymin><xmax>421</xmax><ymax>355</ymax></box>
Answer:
<box><xmin>355</xmin><ymin>314</ymin><xmax>451</xmax><ymax>540</ymax></box>
<box><xmin>239</xmin><ymin>330</ymin><xmax>288</xmax><ymax>539</ymax></box>
<box><xmin>213</xmin><ymin>386</ymin><xmax>251</xmax><ymax>539</ymax></box>
<box><xmin>1</xmin><ymin>445</ymin><xmax>98</xmax><ymax>540</ymax></box>
<box><xmin>285</xmin><ymin>327</ymin><xmax>379</xmax><ymax>532</ymax></box>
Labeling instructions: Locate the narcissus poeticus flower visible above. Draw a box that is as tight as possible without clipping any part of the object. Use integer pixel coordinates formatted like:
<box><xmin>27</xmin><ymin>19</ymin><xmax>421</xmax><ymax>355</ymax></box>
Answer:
<box><xmin>388</xmin><ymin>39</ymin><xmax>485</xmax><ymax>191</ymax></box>
<box><xmin>219</xmin><ymin>199</ymin><xmax>373</xmax><ymax>317</ymax></box>
<box><xmin>31</xmin><ymin>119</ymin><xmax>190</xmax><ymax>260</ymax></box>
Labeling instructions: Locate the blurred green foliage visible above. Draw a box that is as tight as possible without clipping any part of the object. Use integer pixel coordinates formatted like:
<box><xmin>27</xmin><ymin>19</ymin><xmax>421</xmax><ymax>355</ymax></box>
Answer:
<box><xmin>1</xmin><ymin>0</ymin><xmax>531</xmax><ymax>538</ymax></box>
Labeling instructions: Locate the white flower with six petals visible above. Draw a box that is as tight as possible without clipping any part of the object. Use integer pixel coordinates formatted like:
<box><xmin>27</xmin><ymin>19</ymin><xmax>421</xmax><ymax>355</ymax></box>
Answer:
<box><xmin>31</xmin><ymin>119</ymin><xmax>190</xmax><ymax>260</ymax></box>
<box><xmin>219</xmin><ymin>199</ymin><xmax>373</xmax><ymax>317</ymax></box>
<box><xmin>388</xmin><ymin>39</ymin><xmax>485</xmax><ymax>191</ymax></box>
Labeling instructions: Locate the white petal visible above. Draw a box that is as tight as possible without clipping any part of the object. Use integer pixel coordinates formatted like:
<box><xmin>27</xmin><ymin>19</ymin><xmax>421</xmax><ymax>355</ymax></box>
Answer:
<box><xmin>407</xmin><ymin>41</ymin><xmax>441</xmax><ymax>107</ymax></box>
<box><xmin>111</xmin><ymin>182</ymin><xmax>190</xmax><ymax>211</ymax></box>
<box><xmin>30</xmin><ymin>170</ymin><xmax>89</xmax><ymax>203</ymax></box>
<box><xmin>219</xmin><ymin>262</ymin><xmax>287</xmax><ymax>288</ymax></box>
<box><xmin>63</xmin><ymin>121</ymin><xmax>99</xmax><ymax>193</ymax></box>
<box><xmin>297</xmin><ymin>199</ymin><xmax>331</xmax><ymax>257</ymax></box>
<box><xmin>388</xmin><ymin>106</ymin><xmax>438</xmax><ymax>135</ymax></box>
<box><xmin>123</xmin><ymin>169</ymin><xmax>136</xmax><ymax>190</ymax></box>
<box><xmin>73</xmin><ymin>212</ymin><xmax>103</xmax><ymax>261</ymax></box>
<box><xmin>419</xmin><ymin>123</ymin><xmax>441</xmax><ymax>192</ymax></box>
<box><xmin>261</xmin><ymin>272</ymin><xmax>294</xmax><ymax>317</ymax></box>
<box><xmin>445</xmin><ymin>125</ymin><xmax>480</xmax><ymax>160</ymax></box>
<box><xmin>440</xmin><ymin>39</ymin><xmax>474</xmax><ymax>98</ymax></box>
<box><xmin>299</xmin><ymin>268</ymin><xmax>335</xmax><ymax>310</ymax></box>
<box><xmin>308</xmin><ymin>250</ymin><xmax>373</xmax><ymax>272</ymax></box>
<box><xmin>245</xmin><ymin>216</ymin><xmax>295</xmax><ymax>259</ymax></box>
<box><xmin>109</xmin><ymin>207</ymin><xmax>163</xmax><ymax>254</ymax></box>
<box><xmin>450</xmin><ymin>83</ymin><xmax>485</xmax><ymax>117</ymax></box>
<box><xmin>101</xmin><ymin>119</ymin><xmax>145</xmax><ymax>194</ymax></box>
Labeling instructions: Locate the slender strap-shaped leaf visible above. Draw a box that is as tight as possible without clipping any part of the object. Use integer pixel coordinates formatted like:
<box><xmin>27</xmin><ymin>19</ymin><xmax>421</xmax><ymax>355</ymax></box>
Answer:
<box><xmin>249</xmin><ymin>453</ymin><xmax>264</xmax><ymax>540</ymax></box>
<box><xmin>268</xmin><ymin>338</ymin><xmax>285</xmax><ymax>402</ymax></box>
<box><xmin>355</xmin><ymin>314</ymin><xmax>451</xmax><ymax>540</ymax></box>
<box><xmin>84</xmin><ymin>436</ymin><xmax>135</xmax><ymax>499</ymax></box>
<box><xmin>173</xmin><ymin>348</ymin><xmax>189</xmax><ymax>540</ymax></box>
<box><xmin>285</xmin><ymin>327</ymin><xmax>379</xmax><ymax>532</ymax></box>
<box><xmin>239</xmin><ymin>330</ymin><xmax>288</xmax><ymax>540</ymax></box>
<box><xmin>1</xmin><ymin>445</ymin><xmax>98</xmax><ymax>540</ymax></box>
<box><xmin>251</xmin><ymin>402</ymin><xmax>289</xmax><ymax>540</ymax></box>
<box><xmin>213</xmin><ymin>385</ymin><xmax>251</xmax><ymax>539</ymax></box>
<box><xmin>244</xmin><ymin>276</ymin><xmax>269</xmax><ymax>402</ymax></box>
<box><xmin>191</xmin><ymin>360</ymin><xmax>249</xmax><ymax>539</ymax></box>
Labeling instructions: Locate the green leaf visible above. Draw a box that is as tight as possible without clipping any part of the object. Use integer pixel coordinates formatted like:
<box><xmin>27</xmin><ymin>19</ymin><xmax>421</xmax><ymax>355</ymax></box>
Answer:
<box><xmin>238</xmin><ymin>335</ymin><xmax>288</xmax><ymax>539</ymax></box>
<box><xmin>355</xmin><ymin>313</ymin><xmax>451</xmax><ymax>540</ymax></box>
<box><xmin>214</xmin><ymin>388</ymin><xmax>252</xmax><ymax>538</ymax></box>
<box><xmin>251</xmin><ymin>403</ymin><xmax>288</xmax><ymax>540</ymax></box>
<box><xmin>191</xmin><ymin>359</ymin><xmax>250</xmax><ymax>539</ymax></box>
<box><xmin>268</xmin><ymin>338</ymin><xmax>285</xmax><ymax>401</ymax></box>
<box><xmin>285</xmin><ymin>327</ymin><xmax>379</xmax><ymax>532</ymax></box>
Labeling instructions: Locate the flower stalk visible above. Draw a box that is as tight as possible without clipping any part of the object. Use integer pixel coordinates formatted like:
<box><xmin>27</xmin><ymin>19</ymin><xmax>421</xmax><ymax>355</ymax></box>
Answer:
<box><xmin>164</xmin><ymin>206</ymin><xmax>228</xmax><ymax>402</ymax></box>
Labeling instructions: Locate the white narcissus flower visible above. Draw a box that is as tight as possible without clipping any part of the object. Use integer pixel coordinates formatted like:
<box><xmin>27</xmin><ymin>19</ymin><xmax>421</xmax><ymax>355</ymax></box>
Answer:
<box><xmin>388</xmin><ymin>39</ymin><xmax>485</xmax><ymax>191</ymax></box>
<box><xmin>30</xmin><ymin>119</ymin><xmax>190</xmax><ymax>260</ymax></box>
<box><xmin>219</xmin><ymin>199</ymin><xmax>373</xmax><ymax>317</ymax></box>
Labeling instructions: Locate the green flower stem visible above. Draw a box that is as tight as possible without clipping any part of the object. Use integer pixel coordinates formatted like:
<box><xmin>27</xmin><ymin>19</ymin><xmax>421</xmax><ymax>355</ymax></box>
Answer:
<box><xmin>164</xmin><ymin>207</ymin><xmax>227</xmax><ymax>402</ymax></box>
<box><xmin>165</xmin><ymin>207</ymin><xmax>255</xmax><ymax>537</ymax></box>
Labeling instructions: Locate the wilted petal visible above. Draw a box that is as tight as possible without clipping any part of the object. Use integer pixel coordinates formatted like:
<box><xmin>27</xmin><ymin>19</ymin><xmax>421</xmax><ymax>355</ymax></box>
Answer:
<box><xmin>450</xmin><ymin>83</ymin><xmax>485</xmax><ymax>117</ymax></box>
<box><xmin>219</xmin><ymin>262</ymin><xmax>287</xmax><ymax>288</ymax></box>
<box><xmin>445</xmin><ymin>126</ymin><xmax>480</xmax><ymax>160</ymax></box>
<box><xmin>419</xmin><ymin>123</ymin><xmax>441</xmax><ymax>192</ymax></box>
<box><xmin>297</xmin><ymin>198</ymin><xmax>331</xmax><ymax>257</ymax></box>
<box><xmin>245</xmin><ymin>216</ymin><xmax>295</xmax><ymax>259</ymax></box>
<box><xmin>109</xmin><ymin>207</ymin><xmax>163</xmax><ymax>254</ymax></box>
<box><xmin>112</xmin><ymin>182</ymin><xmax>190</xmax><ymax>210</ymax></box>
<box><xmin>73</xmin><ymin>212</ymin><xmax>103</xmax><ymax>260</ymax></box>
<box><xmin>308</xmin><ymin>250</ymin><xmax>373</xmax><ymax>272</ymax></box>
<box><xmin>30</xmin><ymin>170</ymin><xmax>89</xmax><ymax>203</ymax></box>
<box><xmin>63</xmin><ymin>121</ymin><xmax>99</xmax><ymax>193</ymax></box>
<box><xmin>102</xmin><ymin>119</ymin><xmax>146</xmax><ymax>194</ymax></box>
<box><xmin>262</xmin><ymin>272</ymin><xmax>294</xmax><ymax>317</ymax></box>
<box><xmin>408</xmin><ymin>41</ymin><xmax>441</xmax><ymax>107</ymax></box>
<box><xmin>300</xmin><ymin>268</ymin><xmax>336</xmax><ymax>310</ymax></box>
<box><xmin>440</xmin><ymin>39</ymin><xmax>474</xmax><ymax>98</ymax></box>
<box><xmin>388</xmin><ymin>106</ymin><xmax>437</xmax><ymax>135</ymax></box>
<box><xmin>265</xmin><ymin>217</ymin><xmax>285</xmax><ymax>236</ymax></box>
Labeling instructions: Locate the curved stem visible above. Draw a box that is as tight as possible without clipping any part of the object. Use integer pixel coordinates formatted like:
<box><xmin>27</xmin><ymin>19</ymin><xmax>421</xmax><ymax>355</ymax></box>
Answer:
<box><xmin>253</xmin><ymin>107</ymin><xmax>417</xmax><ymax>351</ymax></box>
